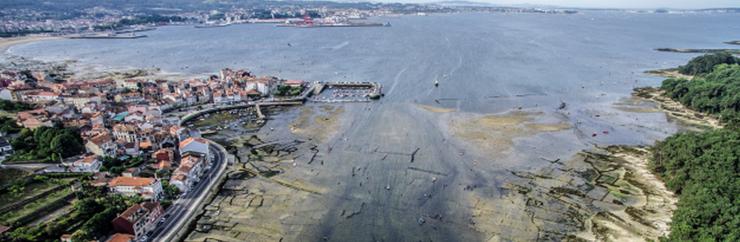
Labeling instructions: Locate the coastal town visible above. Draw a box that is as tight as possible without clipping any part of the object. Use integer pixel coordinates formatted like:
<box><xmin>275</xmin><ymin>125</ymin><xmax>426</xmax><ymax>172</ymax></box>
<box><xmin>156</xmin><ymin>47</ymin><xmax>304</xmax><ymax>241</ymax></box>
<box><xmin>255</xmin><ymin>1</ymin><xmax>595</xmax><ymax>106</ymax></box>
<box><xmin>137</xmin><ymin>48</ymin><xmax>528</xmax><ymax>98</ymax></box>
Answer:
<box><xmin>1</xmin><ymin>0</ymin><xmax>739</xmax><ymax>241</ymax></box>
<box><xmin>0</xmin><ymin>62</ymin><xmax>380</xmax><ymax>242</ymax></box>
<box><xmin>0</xmin><ymin>0</ymin><xmax>587</xmax><ymax>38</ymax></box>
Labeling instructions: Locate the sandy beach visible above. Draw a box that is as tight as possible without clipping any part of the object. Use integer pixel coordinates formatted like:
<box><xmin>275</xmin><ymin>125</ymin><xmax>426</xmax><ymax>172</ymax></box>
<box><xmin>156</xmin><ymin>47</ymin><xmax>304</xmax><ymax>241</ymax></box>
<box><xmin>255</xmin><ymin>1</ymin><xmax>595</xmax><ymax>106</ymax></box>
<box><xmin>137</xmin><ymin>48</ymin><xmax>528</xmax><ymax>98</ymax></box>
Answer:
<box><xmin>0</xmin><ymin>36</ymin><xmax>61</xmax><ymax>53</ymax></box>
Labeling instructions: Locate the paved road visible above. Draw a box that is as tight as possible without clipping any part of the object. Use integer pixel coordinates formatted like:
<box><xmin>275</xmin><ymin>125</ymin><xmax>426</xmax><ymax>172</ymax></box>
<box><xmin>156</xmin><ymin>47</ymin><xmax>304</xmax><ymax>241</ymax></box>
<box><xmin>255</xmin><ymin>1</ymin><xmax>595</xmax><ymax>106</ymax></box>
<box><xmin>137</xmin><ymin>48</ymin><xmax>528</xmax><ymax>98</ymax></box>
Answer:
<box><xmin>147</xmin><ymin>143</ymin><xmax>227</xmax><ymax>242</ymax></box>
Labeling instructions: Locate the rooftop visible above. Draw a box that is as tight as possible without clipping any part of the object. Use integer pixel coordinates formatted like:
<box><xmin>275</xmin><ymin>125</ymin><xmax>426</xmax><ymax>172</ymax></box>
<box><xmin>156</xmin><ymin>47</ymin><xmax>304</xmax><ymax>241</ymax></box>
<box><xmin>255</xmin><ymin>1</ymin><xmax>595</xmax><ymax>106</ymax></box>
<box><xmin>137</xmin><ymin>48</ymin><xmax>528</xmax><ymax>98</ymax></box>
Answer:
<box><xmin>109</xmin><ymin>176</ymin><xmax>155</xmax><ymax>187</ymax></box>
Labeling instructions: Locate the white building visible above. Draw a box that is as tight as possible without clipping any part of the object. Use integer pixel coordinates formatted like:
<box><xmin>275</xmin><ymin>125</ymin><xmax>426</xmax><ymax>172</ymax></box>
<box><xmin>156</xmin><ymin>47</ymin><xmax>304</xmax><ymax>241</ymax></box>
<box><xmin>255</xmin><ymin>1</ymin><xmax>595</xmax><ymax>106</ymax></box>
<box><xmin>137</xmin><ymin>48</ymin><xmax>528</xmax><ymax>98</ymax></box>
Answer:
<box><xmin>85</xmin><ymin>132</ymin><xmax>117</xmax><ymax>157</ymax></box>
<box><xmin>170</xmin><ymin>154</ymin><xmax>206</xmax><ymax>192</ymax></box>
<box><xmin>178</xmin><ymin>137</ymin><xmax>209</xmax><ymax>157</ymax></box>
<box><xmin>69</xmin><ymin>155</ymin><xmax>101</xmax><ymax>173</ymax></box>
<box><xmin>112</xmin><ymin>123</ymin><xmax>138</xmax><ymax>143</ymax></box>
<box><xmin>108</xmin><ymin>177</ymin><xmax>163</xmax><ymax>200</ymax></box>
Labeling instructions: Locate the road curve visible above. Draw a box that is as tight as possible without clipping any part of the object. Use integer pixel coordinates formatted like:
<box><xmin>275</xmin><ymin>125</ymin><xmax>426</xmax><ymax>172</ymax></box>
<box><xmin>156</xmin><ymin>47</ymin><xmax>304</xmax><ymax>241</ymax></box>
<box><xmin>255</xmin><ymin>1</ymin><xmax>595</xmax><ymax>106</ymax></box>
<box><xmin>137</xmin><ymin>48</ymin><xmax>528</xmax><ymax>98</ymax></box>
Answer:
<box><xmin>147</xmin><ymin>142</ymin><xmax>228</xmax><ymax>242</ymax></box>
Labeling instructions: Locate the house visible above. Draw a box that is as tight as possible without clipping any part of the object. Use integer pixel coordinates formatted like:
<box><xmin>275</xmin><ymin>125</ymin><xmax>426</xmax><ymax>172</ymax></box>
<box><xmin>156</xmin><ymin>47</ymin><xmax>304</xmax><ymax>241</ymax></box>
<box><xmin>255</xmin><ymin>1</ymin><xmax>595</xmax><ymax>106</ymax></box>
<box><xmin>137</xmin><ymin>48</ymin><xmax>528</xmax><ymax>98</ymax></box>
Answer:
<box><xmin>284</xmin><ymin>79</ymin><xmax>305</xmax><ymax>87</ymax></box>
<box><xmin>117</xmin><ymin>79</ymin><xmax>142</xmax><ymax>90</ymax></box>
<box><xmin>139</xmin><ymin>139</ymin><xmax>153</xmax><ymax>152</ymax></box>
<box><xmin>105</xmin><ymin>233</ymin><xmax>135</xmax><ymax>242</ymax></box>
<box><xmin>16</xmin><ymin>109</ymin><xmax>53</xmax><ymax>129</ymax></box>
<box><xmin>150</xmin><ymin>148</ymin><xmax>174</xmax><ymax>170</ymax></box>
<box><xmin>170</xmin><ymin>154</ymin><xmax>206</xmax><ymax>192</ymax></box>
<box><xmin>19</xmin><ymin>116</ymin><xmax>53</xmax><ymax>129</ymax></box>
<box><xmin>178</xmin><ymin>137</ymin><xmax>209</xmax><ymax>157</ymax></box>
<box><xmin>153</xmin><ymin>148</ymin><xmax>174</xmax><ymax>162</ymax></box>
<box><xmin>111</xmin><ymin>202</ymin><xmax>163</xmax><ymax>240</ymax></box>
<box><xmin>85</xmin><ymin>132</ymin><xmax>116</xmax><ymax>157</ymax></box>
<box><xmin>91</xmin><ymin>172</ymin><xmax>111</xmax><ymax>187</ymax></box>
<box><xmin>22</xmin><ymin>91</ymin><xmax>59</xmax><ymax>103</ymax></box>
<box><xmin>112</xmin><ymin>123</ymin><xmax>138</xmax><ymax>143</ymax></box>
<box><xmin>70</xmin><ymin>154</ymin><xmax>101</xmax><ymax>173</ymax></box>
<box><xmin>108</xmin><ymin>176</ymin><xmax>163</xmax><ymax>200</ymax></box>
<box><xmin>242</xmin><ymin>88</ymin><xmax>261</xmax><ymax>97</ymax></box>
<box><xmin>61</xmin><ymin>94</ymin><xmax>102</xmax><ymax>108</ymax></box>
<box><xmin>122</xmin><ymin>142</ymin><xmax>140</xmax><ymax>156</ymax></box>
<box><xmin>246</xmin><ymin>77</ymin><xmax>275</xmax><ymax>96</ymax></box>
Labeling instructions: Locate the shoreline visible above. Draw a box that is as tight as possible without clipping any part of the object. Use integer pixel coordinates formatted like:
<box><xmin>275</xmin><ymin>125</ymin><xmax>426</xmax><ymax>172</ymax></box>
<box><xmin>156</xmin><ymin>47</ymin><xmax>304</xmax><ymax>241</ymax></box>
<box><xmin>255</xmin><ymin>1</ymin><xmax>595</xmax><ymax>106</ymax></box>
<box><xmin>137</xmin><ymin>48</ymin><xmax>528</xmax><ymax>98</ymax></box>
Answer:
<box><xmin>575</xmin><ymin>146</ymin><xmax>677</xmax><ymax>241</ymax></box>
<box><xmin>643</xmin><ymin>68</ymin><xmax>693</xmax><ymax>80</ymax></box>
<box><xmin>0</xmin><ymin>36</ymin><xmax>62</xmax><ymax>53</ymax></box>
<box><xmin>654</xmin><ymin>48</ymin><xmax>740</xmax><ymax>54</ymax></box>
<box><xmin>633</xmin><ymin>87</ymin><xmax>722</xmax><ymax>129</ymax></box>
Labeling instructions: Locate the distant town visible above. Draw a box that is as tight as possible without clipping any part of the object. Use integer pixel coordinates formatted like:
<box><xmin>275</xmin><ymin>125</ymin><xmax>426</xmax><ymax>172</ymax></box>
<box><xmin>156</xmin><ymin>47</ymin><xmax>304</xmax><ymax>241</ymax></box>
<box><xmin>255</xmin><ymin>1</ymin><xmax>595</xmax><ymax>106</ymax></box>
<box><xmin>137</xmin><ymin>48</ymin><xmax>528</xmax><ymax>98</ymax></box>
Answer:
<box><xmin>3</xmin><ymin>0</ymin><xmax>739</xmax><ymax>38</ymax></box>
<box><xmin>0</xmin><ymin>0</ymin><xmax>591</xmax><ymax>37</ymax></box>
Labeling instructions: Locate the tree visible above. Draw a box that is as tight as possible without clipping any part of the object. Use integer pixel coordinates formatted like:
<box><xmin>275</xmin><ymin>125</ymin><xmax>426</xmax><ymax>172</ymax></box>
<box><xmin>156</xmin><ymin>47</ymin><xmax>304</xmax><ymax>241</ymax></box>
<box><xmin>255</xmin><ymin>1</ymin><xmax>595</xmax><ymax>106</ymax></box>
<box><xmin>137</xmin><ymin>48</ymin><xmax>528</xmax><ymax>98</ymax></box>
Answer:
<box><xmin>661</xmin><ymin>64</ymin><xmax>740</xmax><ymax>126</ymax></box>
<box><xmin>678</xmin><ymin>52</ymin><xmax>739</xmax><ymax>75</ymax></box>
<box><xmin>8</xmin><ymin>126</ymin><xmax>84</xmax><ymax>162</ymax></box>
<box><xmin>161</xmin><ymin>179</ymin><xmax>181</xmax><ymax>201</ymax></box>
<box><xmin>651</xmin><ymin>129</ymin><xmax>740</xmax><ymax>241</ymax></box>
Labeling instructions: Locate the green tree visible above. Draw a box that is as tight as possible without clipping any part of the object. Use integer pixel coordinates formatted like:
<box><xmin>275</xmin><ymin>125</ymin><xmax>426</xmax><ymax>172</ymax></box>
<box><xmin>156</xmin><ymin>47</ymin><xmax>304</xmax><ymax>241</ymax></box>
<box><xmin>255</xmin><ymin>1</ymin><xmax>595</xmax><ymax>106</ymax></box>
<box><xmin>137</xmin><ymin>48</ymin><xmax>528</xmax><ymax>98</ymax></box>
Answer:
<box><xmin>678</xmin><ymin>52</ymin><xmax>739</xmax><ymax>75</ymax></box>
<box><xmin>661</xmin><ymin>64</ymin><xmax>740</xmax><ymax>126</ymax></box>
<box><xmin>651</xmin><ymin>129</ymin><xmax>740</xmax><ymax>241</ymax></box>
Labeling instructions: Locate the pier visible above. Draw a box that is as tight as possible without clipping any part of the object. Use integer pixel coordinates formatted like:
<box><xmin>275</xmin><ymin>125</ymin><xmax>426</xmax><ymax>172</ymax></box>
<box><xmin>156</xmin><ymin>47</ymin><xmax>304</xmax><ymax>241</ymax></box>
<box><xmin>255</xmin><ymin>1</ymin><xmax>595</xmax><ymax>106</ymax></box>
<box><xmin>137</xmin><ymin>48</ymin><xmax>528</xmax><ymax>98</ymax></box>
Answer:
<box><xmin>309</xmin><ymin>81</ymin><xmax>383</xmax><ymax>103</ymax></box>
<box><xmin>180</xmin><ymin>81</ymin><xmax>381</xmax><ymax>125</ymax></box>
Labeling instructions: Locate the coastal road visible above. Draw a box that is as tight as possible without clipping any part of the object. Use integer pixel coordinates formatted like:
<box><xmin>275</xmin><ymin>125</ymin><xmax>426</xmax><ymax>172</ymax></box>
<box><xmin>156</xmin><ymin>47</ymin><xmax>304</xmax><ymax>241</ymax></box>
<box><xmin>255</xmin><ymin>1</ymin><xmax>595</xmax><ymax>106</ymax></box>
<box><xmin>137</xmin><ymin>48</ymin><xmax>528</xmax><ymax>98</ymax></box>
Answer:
<box><xmin>147</xmin><ymin>143</ymin><xmax>227</xmax><ymax>242</ymax></box>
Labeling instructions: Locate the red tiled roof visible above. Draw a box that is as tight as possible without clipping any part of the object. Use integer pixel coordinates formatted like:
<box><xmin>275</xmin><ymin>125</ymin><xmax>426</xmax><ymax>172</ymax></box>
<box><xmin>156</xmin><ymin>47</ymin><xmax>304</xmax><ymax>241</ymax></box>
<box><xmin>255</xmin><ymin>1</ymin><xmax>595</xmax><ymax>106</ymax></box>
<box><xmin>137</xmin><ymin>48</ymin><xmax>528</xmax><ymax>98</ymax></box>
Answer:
<box><xmin>109</xmin><ymin>176</ymin><xmax>155</xmax><ymax>187</ymax></box>
<box><xmin>178</xmin><ymin>137</ymin><xmax>208</xmax><ymax>148</ymax></box>
<box><xmin>106</xmin><ymin>233</ymin><xmax>134</xmax><ymax>242</ymax></box>
<box><xmin>285</xmin><ymin>80</ymin><xmax>304</xmax><ymax>85</ymax></box>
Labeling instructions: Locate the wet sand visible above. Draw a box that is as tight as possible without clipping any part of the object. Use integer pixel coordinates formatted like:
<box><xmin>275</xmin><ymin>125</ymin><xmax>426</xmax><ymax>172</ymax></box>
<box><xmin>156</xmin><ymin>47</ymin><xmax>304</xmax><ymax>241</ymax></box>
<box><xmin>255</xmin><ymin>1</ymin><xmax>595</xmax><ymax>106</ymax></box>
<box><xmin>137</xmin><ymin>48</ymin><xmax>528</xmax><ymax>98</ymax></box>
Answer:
<box><xmin>644</xmin><ymin>69</ymin><xmax>693</xmax><ymax>80</ymax></box>
<box><xmin>184</xmin><ymin>100</ymin><xmax>680</xmax><ymax>242</ymax></box>
<box><xmin>290</xmin><ymin>105</ymin><xmax>345</xmax><ymax>142</ymax></box>
<box><xmin>0</xmin><ymin>36</ymin><xmax>61</xmax><ymax>53</ymax></box>
<box><xmin>448</xmin><ymin>110</ymin><xmax>571</xmax><ymax>155</ymax></box>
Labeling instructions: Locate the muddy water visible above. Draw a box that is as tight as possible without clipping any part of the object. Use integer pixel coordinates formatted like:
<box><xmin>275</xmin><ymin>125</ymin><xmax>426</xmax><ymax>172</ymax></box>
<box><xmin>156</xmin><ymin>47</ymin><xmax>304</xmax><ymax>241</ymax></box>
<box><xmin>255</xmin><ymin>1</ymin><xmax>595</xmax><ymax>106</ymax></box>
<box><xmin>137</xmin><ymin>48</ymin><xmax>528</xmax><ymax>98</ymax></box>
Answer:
<box><xmin>9</xmin><ymin>12</ymin><xmax>740</xmax><ymax>242</ymax></box>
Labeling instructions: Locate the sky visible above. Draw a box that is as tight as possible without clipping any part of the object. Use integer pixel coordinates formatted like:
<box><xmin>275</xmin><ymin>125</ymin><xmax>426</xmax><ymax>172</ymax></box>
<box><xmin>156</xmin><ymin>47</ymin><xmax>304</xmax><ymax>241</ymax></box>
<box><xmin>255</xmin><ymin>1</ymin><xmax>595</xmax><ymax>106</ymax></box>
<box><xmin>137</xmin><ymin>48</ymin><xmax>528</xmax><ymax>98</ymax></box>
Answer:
<box><xmin>383</xmin><ymin>0</ymin><xmax>740</xmax><ymax>9</ymax></box>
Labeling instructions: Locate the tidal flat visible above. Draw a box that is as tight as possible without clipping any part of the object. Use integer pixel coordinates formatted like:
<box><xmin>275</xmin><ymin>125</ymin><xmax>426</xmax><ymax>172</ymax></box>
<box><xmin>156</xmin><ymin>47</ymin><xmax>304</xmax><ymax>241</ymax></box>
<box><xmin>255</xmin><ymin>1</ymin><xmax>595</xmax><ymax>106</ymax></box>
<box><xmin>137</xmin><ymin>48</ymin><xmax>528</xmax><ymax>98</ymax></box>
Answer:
<box><xmin>7</xmin><ymin>11</ymin><xmax>740</xmax><ymax>241</ymax></box>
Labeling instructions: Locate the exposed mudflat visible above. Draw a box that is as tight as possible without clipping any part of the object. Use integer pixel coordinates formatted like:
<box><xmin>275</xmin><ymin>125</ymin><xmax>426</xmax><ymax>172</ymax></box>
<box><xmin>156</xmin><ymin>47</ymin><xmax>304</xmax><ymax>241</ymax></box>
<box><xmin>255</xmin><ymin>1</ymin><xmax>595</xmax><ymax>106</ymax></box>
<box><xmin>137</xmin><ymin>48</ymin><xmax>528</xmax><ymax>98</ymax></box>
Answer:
<box><xmin>449</xmin><ymin>110</ymin><xmax>571</xmax><ymax>155</ymax></box>
<box><xmin>185</xmin><ymin>102</ymin><xmax>679</xmax><ymax>242</ymax></box>
<box><xmin>290</xmin><ymin>105</ymin><xmax>345</xmax><ymax>143</ymax></box>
